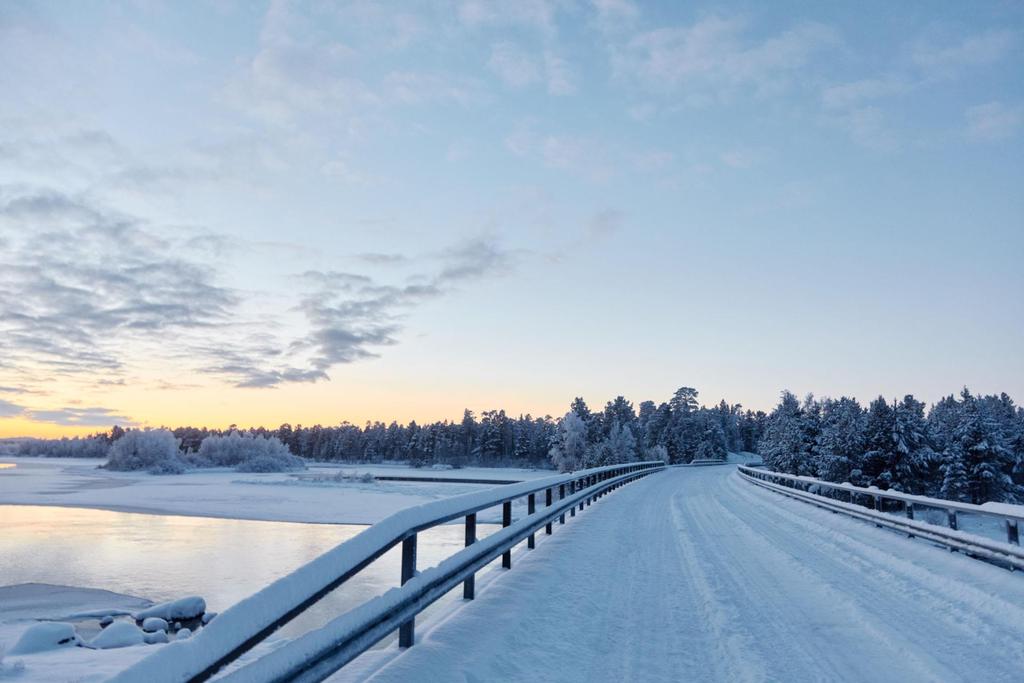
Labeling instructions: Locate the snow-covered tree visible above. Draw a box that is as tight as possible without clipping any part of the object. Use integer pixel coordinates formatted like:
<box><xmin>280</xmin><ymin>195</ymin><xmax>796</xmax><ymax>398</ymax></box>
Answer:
<box><xmin>814</xmin><ymin>397</ymin><xmax>865</xmax><ymax>482</ymax></box>
<box><xmin>604</xmin><ymin>420</ymin><xmax>638</xmax><ymax>464</ymax></box>
<box><xmin>106</xmin><ymin>429</ymin><xmax>186</xmax><ymax>474</ymax></box>
<box><xmin>550</xmin><ymin>410</ymin><xmax>589</xmax><ymax>472</ymax></box>
<box><xmin>759</xmin><ymin>391</ymin><xmax>814</xmax><ymax>474</ymax></box>
<box><xmin>892</xmin><ymin>395</ymin><xmax>937</xmax><ymax>494</ymax></box>
<box><xmin>190</xmin><ymin>430</ymin><xmax>301</xmax><ymax>471</ymax></box>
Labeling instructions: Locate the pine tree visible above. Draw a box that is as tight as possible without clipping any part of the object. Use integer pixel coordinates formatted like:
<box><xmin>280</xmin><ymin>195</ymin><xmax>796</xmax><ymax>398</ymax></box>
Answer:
<box><xmin>814</xmin><ymin>396</ymin><xmax>865</xmax><ymax>483</ymax></box>
<box><xmin>758</xmin><ymin>391</ymin><xmax>814</xmax><ymax>475</ymax></box>
<box><xmin>550</xmin><ymin>410</ymin><xmax>588</xmax><ymax>472</ymax></box>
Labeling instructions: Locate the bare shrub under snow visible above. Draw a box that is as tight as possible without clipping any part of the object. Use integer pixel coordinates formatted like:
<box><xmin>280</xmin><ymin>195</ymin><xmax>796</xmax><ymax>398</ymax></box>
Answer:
<box><xmin>190</xmin><ymin>432</ymin><xmax>305</xmax><ymax>472</ymax></box>
<box><xmin>105</xmin><ymin>429</ymin><xmax>186</xmax><ymax>474</ymax></box>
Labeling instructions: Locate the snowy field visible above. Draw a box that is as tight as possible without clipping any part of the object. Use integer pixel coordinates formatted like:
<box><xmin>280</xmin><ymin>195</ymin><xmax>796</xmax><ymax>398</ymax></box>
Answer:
<box><xmin>0</xmin><ymin>457</ymin><xmax>549</xmax><ymax>524</ymax></box>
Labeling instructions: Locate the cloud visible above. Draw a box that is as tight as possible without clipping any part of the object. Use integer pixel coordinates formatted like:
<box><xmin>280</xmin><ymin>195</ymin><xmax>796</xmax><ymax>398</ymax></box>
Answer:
<box><xmin>821</xmin><ymin>77</ymin><xmax>908</xmax><ymax>110</ymax></box>
<box><xmin>227</xmin><ymin>1</ymin><xmax>480</xmax><ymax>126</ymax></box>
<box><xmin>26</xmin><ymin>405</ymin><xmax>135</xmax><ymax>427</ymax></box>
<box><xmin>825</xmin><ymin>106</ymin><xmax>899</xmax><ymax>151</ymax></box>
<box><xmin>586</xmin><ymin>209</ymin><xmax>623</xmax><ymax>239</ymax></box>
<box><xmin>544</xmin><ymin>51</ymin><xmax>576</xmax><ymax>95</ymax></box>
<box><xmin>616</xmin><ymin>17</ymin><xmax>838</xmax><ymax>100</ymax></box>
<box><xmin>458</xmin><ymin>0</ymin><xmax>561</xmax><ymax>36</ymax></box>
<box><xmin>912</xmin><ymin>29</ymin><xmax>1016</xmax><ymax>73</ymax></box>
<box><xmin>0</xmin><ymin>399</ymin><xmax>25</xmax><ymax>418</ymax></box>
<box><xmin>0</xmin><ymin>185</ymin><xmax>237</xmax><ymax>377</ymax></box>
<box><xmin>966</xmin><ymin>101</ymin><xmax>1024</xmax><ymax>141</ymax></box>
<box><xmin>202</xmin><ymin>236</ymin><xmax>518</xmax><ymax>389</ymax></box>
<box><xmin>356</xmin><ymin>252</ymin><xmax>408</xmax><ymax>265</ymax></box>
<box><xmin>591</xmin><ymin>0</ymin><xmax>638</xmax><ymax>33</ymax></box>
<box><xmin>488</xmin><ymin>42</ymin><xmax>541</xmax><ymax>88</ymax></box>
<box><xmin>487</xmin><ymin>43</ymin><xmax>576</xmax><ymax>95</ymax></box>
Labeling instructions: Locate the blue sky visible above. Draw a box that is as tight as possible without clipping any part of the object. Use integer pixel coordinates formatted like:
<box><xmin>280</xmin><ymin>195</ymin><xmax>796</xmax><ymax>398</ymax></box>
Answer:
<box><xmin>0</xmin><ymin>0</ymin><xmax>1021</xmax><ymax>434</ymax></box>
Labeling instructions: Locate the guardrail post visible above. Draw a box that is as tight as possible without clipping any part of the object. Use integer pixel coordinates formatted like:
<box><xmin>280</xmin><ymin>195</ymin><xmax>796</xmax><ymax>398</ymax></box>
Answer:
<box><xmin>527</xmin><ymin>494</ymin><xmax>536</xmax><ymax>549</ymax></box>
<box><xmin>559</xmin><ymin>484</ymin><xmax>566</xmax><ymax>524</ymax></box>
<box><xmin>947</xmin><ymin>510</ymin><xmax>958</xmax><ymax>552</ymax></box>
<box><xmin>1008</xmin><ymin>520</ymin><xmax>1019</xmax><ymax>546</ymax></box>
<box><xmin>399</xmin><ymin>534</ymin><xmax>417</xmax><ymax>647</ymax></box>
<box><xmin>874</xmin><ymin>496</ymin><xmax>883</xmax><ymax>527</ymax></box>
<box><xmin>570</xmin><ymin>480</ymin><xmax>576</xmax><ymax>517</ymax></box>
<box><xmin>502</xmin><ymin>501</ymin><xmax>513</xmax><ymax>568</ymax></box>
<box><xmin>463</xmin><ymin>514</ymin><xmax>476</xmax><ymax>599</ymax></box>
<box><xmin>545</xmin><ymin>488</ymin><xmax>553</xmax><ymax>534</ymax></box>
<box><xmin>905</xmin><ymin>503</ymin><xmax>915</xmax><ymax>538</ymax></box>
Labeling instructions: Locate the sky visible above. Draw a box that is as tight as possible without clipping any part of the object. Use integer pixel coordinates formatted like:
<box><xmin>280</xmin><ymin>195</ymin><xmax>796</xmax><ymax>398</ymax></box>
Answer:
<box><xmin>1</xmin><ymin>0</ymin><xmax>1022</xmax><ymax>437</ymax></box>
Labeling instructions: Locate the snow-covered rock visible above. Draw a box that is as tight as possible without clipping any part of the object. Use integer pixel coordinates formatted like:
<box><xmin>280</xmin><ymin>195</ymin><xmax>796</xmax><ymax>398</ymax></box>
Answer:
<box><xmin>175</xmin><ymin>628</ymin><xmax>192</xmax><ymax>640</ymax></box>
<box><xmin>99</xmin><ymin>615</ymin><xmax>114</xmax><ymax>627</ymax></box>
<box><xmin>134</xmin><ymin>596</ymin><xmax>205</xmax><ymax>622</ymax></box>
<box><xmin>9</xmin><ymin>622</ymin><xmax>80</xmax><ymax>655</ymax></box>
<box><xmin>142</xmin><ymin>617</ymin><xmax>169</xmax><ymax>633</ymax></box>
<box><xmin>90</xmin><ymin>621</ymin><xmax>145</xmax><ymax>649</ymax></box>
<box><xmin>201</xmin><ymin>612</ymin><xmax>217</xmax><ymax>624</ymax></box>
<box><xmin>144</xmin><ymin>630</ymin><xmax>169</xmax><ymax>645</ymax></box>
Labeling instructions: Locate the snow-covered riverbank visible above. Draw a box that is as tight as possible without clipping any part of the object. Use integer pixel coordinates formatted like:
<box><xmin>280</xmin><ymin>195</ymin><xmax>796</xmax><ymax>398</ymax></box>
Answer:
<box><xmin>0</xmin><ymin>459</ymin><xmax>530</xmax><ymax>681</ymax></box>
<box><xmin>0</xmin><ymin>458</ymin><xmax>550</xmax><ymax>524</ymax></box>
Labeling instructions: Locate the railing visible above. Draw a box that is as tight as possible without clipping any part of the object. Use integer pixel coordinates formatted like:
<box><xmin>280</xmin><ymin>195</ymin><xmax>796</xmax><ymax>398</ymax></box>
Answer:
<box><xmin>737</xmin><ymin>465</ymin><xmax>1024</xmax><ymax>569</ymax></box>
<box><xmin>110</xmin><ymin>461</ymin><xmax>665</xmax><ymax>683</ymax></box>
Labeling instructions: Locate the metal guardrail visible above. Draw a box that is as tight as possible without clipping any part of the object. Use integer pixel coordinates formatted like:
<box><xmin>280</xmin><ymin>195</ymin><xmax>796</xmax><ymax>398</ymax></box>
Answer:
<box><xmin>737</xmin><ymin>465</ymin><xmax>1024</xmax><ymax>569</ymax></box>
<box><xmin>110</xmin><ymin>461</ymin><xmax>664</xmax><ymax>683</ymax></box>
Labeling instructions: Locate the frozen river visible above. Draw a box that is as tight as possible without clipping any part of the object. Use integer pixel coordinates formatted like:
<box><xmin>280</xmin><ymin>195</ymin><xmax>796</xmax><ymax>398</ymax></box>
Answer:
<box><xmin>0</xmin><ymin>504</ymin><xmax>498</xmax><ymax>642</ymax></box>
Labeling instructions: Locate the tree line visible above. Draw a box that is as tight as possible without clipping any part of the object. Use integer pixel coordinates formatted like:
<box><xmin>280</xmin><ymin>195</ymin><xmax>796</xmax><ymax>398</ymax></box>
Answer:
<box><xmin>758</xmin><ymin>388</ymin><xmax>1024</xmax><ymax>504</ymax></box>
<box><xmin>16</xmin><ymin>385</ymin><xmax>1022</xmax><ymax>504</ymax></box>
<box><xmin>13</xmin><ymin>386</ymin><xmax>764</xmax><ymax>469</ymax></box>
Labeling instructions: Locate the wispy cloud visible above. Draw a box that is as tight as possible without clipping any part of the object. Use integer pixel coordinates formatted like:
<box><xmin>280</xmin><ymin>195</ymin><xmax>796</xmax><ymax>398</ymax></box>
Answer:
<box><xmin>0</xmin><ymin>185</ymin><xmax>237</xmax><ymax>378</ymax></box>
<box><xmin>202</xmin><ymin>236</ymin><xmax>520</xmax><ymax>388</ymax></box>
<box><xmin>0</xmin><ymin>399</ymin><xmax>24</xmax><ymax>418</ymax></box>
<box><xmin>356</xmin><ymin>252</ymin><xmax>408</xmax><ymax>265</ymax></box>
<box><xmin>912</xmin><ymin>29</ymin><xmax>1016</xmax><ymax>74</ymax></box>
<box><xmin>821</xmin><ymin>77</ymin><xmax>909</xmax><ymax>110</ymax></box>
<box><xmin>488</xmin><ymin>42</ymin><xmax>542</xmax><ymax>88</ymax></box>
<box><xmin>27</xmin><ymin>405</ymin><xmax>135</xmax><ymax>427</ymax></box>
<box><xmin>966</xmin><ymin>101</ymin><xmax>1024</xmax><ymax>141</ymax></box>
<box><xmin>615</xmin><ymin>16</ymin><xmax>838</xmax><ymax>101</ymax></box>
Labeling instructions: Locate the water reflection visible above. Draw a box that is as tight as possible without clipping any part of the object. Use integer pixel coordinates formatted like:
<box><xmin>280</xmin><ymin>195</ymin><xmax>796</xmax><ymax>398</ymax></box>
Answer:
<box><xmin>0</xmin><ymin>505</ymin><xmax>498</xmax><ymax>643</ymax></box>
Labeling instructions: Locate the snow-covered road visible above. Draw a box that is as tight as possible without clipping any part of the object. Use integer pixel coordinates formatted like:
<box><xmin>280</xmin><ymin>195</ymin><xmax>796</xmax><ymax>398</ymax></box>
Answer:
<box><xmin>346</xmin><ymin>465</ymin><xmax>1024</xmax><ymax>683</ymax></box>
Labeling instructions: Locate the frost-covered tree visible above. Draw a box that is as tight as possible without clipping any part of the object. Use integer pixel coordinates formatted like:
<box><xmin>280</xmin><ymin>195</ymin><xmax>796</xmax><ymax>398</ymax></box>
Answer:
<box><xmin>892</xmin><ymin>395</ymin><xmax>938</xmax><ymax>494</ymax></box>
<box><xmin>601</xmin><ymin>397</ymin><xmax>637</xmax><ymax>439</ymax></box>
<box><xmin>861</xmin><ymin>397</ymin><xmax>897</xmax><ymax>488</ymax></box>
<box><xmin>106</xmin><ymin>429</ymin><xmax>186</xmax><ymax>474</ymax></box>
<box><xmin>550</xmin><ymin>410</ymin><xmax>589</xmax><ymax>472</ymax></box>
<box><xmin>190</xmin><ymin>431</ymin><xmax>302</xmax><ymax>471</ymax></box>
<box><xmin>17</xmin><ymin>435</ymin><xmax>110</xmax><ymax>458</ymax></box>
<box><xmin>758</xmin><ymin>391</ymin><xmax>814</xmax><ymax>475</ymax></box>
<box><xmin>604</xmin><ymin>421</ymin><xmax>638</xmax><ymax>464</ymax></box>
<box><xmin>814</xmin><ymin>397</ymin><xmax>865</xmax><ymax>482</ymax></box>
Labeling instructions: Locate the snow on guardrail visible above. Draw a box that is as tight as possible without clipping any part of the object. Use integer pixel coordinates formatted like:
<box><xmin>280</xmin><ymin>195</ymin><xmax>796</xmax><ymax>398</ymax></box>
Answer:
<box><xmin>737</xmin><ymin>465</ymin><xmax>1024</xmax><ymax>570</ymax></box>
<box><xmin>109</xmin><ymin>461</ymin><xmax>664</xmax><ymax>683</ymax></box>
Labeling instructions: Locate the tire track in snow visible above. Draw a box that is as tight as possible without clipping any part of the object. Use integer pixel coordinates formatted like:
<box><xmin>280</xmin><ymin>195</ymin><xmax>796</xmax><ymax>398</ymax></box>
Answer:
<box><xmin>693</xmin><ymin>482</ymin><xmax>954</xmax><ymax>681</ymax></box>
<box><xmin>722</xmin><ymin>471</ymin><xmax>1024</xmax><ymax>680</ymax></box>
<box><xmin>724</xmin><ymin>472</ymin><xmax>1024</xmax><ymax>640</ymax></box>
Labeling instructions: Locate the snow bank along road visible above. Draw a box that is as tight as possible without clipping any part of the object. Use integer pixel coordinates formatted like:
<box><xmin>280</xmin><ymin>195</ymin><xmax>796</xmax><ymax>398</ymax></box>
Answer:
<box><xmin>345</xmin><ymin>465</ymin><xmax>1024</xmax><ymax>683</ymax></box>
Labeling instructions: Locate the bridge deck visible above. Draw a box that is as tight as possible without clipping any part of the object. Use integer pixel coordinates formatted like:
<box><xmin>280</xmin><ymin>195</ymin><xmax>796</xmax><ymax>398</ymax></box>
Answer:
<box><xmin>340</xmin><ymin>465</ymin><xmax>1024</xmax><ymax>682</ymax></box>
